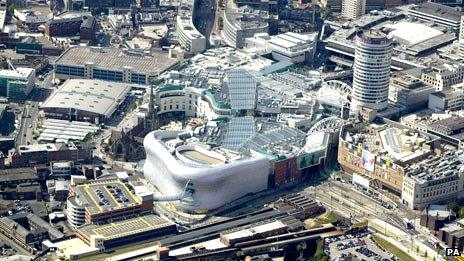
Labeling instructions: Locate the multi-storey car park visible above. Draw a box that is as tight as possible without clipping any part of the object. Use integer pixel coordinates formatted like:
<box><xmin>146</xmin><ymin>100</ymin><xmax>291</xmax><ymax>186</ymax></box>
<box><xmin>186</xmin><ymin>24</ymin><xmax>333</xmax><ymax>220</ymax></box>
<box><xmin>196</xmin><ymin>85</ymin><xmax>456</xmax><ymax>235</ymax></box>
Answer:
<box><xmin>75</xmin><ymin>214</ymin><xmax>176</xmax><ymax>251</ymax></box>
<box><xmin>66</xmin><ymin>178</ymin><xmax>154</xmax><ymax>228</ymax></box>
<box><xmin>54</xmin><ymin>46</ymin><xmax>178</xmax><ymax>85</ymax></box>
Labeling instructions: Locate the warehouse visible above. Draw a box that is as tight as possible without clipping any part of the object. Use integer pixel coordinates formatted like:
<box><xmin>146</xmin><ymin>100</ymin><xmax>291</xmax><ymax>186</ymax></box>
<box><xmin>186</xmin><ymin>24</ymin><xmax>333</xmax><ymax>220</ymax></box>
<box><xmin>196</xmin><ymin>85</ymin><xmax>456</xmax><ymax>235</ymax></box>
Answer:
<box><xmin>41</xmin><ymin>79</ymin><xmax>131</xmax><ymax>124</ymax></box>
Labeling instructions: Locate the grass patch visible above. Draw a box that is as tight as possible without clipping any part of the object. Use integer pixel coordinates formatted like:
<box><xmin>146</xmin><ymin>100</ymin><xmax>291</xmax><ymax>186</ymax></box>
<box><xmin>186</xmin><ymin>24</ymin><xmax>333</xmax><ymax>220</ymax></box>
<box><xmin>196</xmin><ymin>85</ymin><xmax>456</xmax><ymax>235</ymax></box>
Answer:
<box><xmin>305</xmin><ymin>211</ymin><xmax>340</xmax><ymax>228</ymax></box>
<box><xmin>317</xmin><ymin>211</ymin><xmax>339</xmax><ymax>224</ymax></box>
<box><xmin>372</xmin><ymin>235</ymin><xmax>415</xmax><ymax>261</ymax></box>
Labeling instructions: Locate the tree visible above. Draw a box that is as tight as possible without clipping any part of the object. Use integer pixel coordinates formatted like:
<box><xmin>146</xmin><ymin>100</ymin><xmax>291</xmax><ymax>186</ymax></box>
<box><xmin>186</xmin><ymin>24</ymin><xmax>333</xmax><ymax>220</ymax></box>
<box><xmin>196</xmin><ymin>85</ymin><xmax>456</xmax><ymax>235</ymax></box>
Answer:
<box><xmin>314</xmin><ymin>239</ymin><xmax>329</xmax><ymax>261</ymax></box>
<box><xmin>297</xmin><ymin>242</ymin><xmax>307</xmax><ymax>261</ymax></box>
<box><xmin>7</xmin><ymin>4</ymin><xmax>16</xmax><ymax>15</ymax></box>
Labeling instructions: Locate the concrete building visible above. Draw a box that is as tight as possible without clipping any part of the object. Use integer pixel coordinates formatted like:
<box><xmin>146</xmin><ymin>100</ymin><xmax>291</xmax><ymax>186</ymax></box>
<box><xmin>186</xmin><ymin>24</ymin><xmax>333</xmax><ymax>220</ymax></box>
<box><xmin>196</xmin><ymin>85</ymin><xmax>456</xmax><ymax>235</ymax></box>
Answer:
<box><xmin>428</xmin><ymin>89</ymin><xmax>464</xmax><ymax>112</ymax></box>
<box><xmin>325</xmin><ymin>9</ymin><xmax>458</xmax><ymax>70</ymax></box>
<box><xmin>176</xmin><ymin>0</ymin><xmax>206</xmax><ymax>53</ymax></box>
<box><xmin>66</xmin><ymin>178</ymin><xmax>154</xmax><ymax>228</ymax></box>
<box><xmin>245</xmin><ymin>32</ymin><xmax>317</xmax><ymax>64</ymax></box>
<box><xmin>75</xmin><ymin>214</ymin><xmax>176</xmax><ymax>250</ymax></box>
<box><xmin>351</xmin><ymin>30</ymin><xmax>392</xmax><ymax>112</ymax></box>
<box><xmin>402</xmin><ymin>151</ymin><xmax>464</xmax><ymax>210</ymax></box>
<box><xmin>0</xmin><ymin>213</ymin><xmax>64</xmax><ymax>251</ymax></box>
<box><xmin>41</xmin><ymin>79</ymin><xmax>131</xmax><ymax>123</ymax></box>
<box><xmin>388</xmin><ymin>70</ymin><xmax>435</xmax><ymax>112</ymax></box>
<box><xmin>54</xmin><ymin>46</ymin><xmax>178</xmax><ymax>84</ymax></box>
<box><xmin>108</xmin><ymin>13</ymin><xmax>132</xmax><ymax>30</ymax></box>
<box><xmin>10</xmin><ymin>142</ymin><xmax>93</xmax><ymax>168</ymax></box>
<box><xmin>339</xmin><ymin>119</ymin><xmax>464</xmax><ymax>210</ymax></box>
<box><xmin>421</xmin><ymin>63</ymin><xmax>464</xmax><ymax>91</ymax></box>
<box><xmin>460</xmin><ymin>16</ymin><xmax>464</xmax><ymax>60</ymax></box>
<box><xmin>342</xmin><ymin>0</ymin><xmax>366</xmax><ymax>20</ymax></box>
<box><xmin>13</xmin><ymin>9</ymin><xmax>52</xmax><ymax>26</ymax></box>
<box><xmin>0</xmin><ymin>67</ymin><xmax>35</xmax><ymax>100</ymax></box>
<box><xmin>405</xmin><ymin>2</ymin><xmax>463</xmax><ymax>30</ymax></box>
<box><xmin>222</xmin><ymin>3</ymin><xmax>269</xmax><ymax>49</ymax></box>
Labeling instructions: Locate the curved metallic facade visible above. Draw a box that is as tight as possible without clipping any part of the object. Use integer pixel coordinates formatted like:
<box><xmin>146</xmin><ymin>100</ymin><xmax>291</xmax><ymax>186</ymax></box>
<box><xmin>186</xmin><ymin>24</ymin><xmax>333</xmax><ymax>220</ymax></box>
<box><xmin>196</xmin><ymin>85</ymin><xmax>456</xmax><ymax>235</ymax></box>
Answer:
<box><xmin>142</xmin><ymin>130</ymin><xmax>270</xmax><ymax>212</ymax></box>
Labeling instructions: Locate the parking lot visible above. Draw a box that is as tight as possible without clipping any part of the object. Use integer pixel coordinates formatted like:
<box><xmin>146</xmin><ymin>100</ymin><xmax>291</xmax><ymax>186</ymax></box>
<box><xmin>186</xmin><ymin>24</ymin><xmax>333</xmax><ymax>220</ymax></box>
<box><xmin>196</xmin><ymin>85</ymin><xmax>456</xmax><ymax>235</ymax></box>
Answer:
<box><xmin>325</xmin><ymin>233</ymin><xmax>395</xmax><ymax>261</ymax></box>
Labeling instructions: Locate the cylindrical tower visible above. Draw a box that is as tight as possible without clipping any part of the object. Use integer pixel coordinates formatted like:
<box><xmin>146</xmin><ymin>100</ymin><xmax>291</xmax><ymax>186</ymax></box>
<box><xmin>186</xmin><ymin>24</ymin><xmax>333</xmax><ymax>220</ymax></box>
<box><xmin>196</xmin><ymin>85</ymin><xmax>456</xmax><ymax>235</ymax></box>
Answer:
<box><xmin>351</xmin><ymin>29</ymin><xmax>392</xmax><ymax>112</ymax></box>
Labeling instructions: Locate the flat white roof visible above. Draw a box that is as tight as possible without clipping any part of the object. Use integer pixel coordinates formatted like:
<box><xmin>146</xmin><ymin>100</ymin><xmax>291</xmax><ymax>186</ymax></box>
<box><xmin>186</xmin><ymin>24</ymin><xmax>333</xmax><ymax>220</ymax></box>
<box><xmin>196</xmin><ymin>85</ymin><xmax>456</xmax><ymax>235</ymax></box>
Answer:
<box><xmin>0</xmin><ymin>68</ymin><xmax>34</xmax><ymax>79</ymax></box>
<box><xmin>385</xmin><ymin>22</ymin><xmax>443</xmax><ymax>46</ymax></box>
<box><xmin>41</xmin><ymin>79</ymin><xmax>130</xmax><ymax>117</ymax></box>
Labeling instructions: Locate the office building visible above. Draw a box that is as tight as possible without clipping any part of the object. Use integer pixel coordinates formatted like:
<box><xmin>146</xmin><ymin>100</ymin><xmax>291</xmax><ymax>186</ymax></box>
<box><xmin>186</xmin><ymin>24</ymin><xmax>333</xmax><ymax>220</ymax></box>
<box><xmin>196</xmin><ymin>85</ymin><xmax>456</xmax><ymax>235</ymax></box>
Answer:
<box><xmin>460</xmin><ymin>16</ymin><xmax>464</xmax><ymax>60</ymax></box>
<box><xmin>342</xmin><ymin>0</ymin><xmax>366</xmax><ymax>20</ymax></box>
<box><xmin>10</xmin><ymin>142</ymin><xmax>93</xmax><ymax>168</ymax></box>
<box><xmin>428</xmin><ymin>89</ymin><xmax>464</xmax><ymax>112</ymax></box>
<box><xmin>351</xmin><ymin>30</ymin><xmax>392</xmax><ymax>112</ymax></box>
<box><xmin>108</xmin><ymin>13</ymin><xmax>132</xmax><ymax>30</ymax></box>
<box><xmin>421</xmin><ymin>63</ymin><xmax>464</xmax><ymax>91</ymax></box>
<box><xmin>222</xmin><ymin>2</ymin><xmax>269</xmax><ymax>48</ymax></box>
<box><xmin>0</xmin><ymin>213</ymin><xmax>64</xmax><ymax>252</ymax></box>
<box><xmin>388</xmin><ymin>70</ymin><xmax>435</xmax><ymax>112</ymax></box>
<box><xmin>176</xmin><ymin>0</ymin><xmax>206</xmax><ymax>53</ymax></box>
<box><xmin>339</xmin><ymin>119</ymin><xmax>464</xmax><ymax>210</ymax></box>
<box><xmin>0</xmin><ymin>67</ymin><xmax>35</xmax><ymax>100</ymax></box>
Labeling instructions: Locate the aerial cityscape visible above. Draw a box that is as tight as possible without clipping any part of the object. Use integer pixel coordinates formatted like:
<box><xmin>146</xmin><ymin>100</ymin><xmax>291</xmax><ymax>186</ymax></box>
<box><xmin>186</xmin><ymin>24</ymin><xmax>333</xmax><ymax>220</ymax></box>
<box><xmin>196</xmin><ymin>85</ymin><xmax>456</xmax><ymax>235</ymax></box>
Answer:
<box><xmin>1</xmin><ymin>0</ymin><xmax>464</xmax><ymax>260</ymax></box>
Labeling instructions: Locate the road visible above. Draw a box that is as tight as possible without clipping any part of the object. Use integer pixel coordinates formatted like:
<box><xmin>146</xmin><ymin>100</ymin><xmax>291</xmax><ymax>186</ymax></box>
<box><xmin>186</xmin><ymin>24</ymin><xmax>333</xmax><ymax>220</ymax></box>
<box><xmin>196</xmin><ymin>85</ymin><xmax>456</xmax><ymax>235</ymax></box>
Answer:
<box><xmin>16</xmin><ymin>88</ymin><xmax>50</xmax><ymax>146</ymax></box>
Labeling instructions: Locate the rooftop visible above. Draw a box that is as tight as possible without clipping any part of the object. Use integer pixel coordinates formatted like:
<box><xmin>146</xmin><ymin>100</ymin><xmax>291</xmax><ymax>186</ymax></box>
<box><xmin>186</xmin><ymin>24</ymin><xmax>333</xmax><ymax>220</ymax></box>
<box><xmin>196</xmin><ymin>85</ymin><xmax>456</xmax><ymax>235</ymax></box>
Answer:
<box><xmin>78</xmin><ymin>214</ymin><xmax>173</xmax><ymax>240</ymax></box>
<box><xmin>71</xmin><ymin>179</ymin><xmax>141</xmax><ymax>215</ymax></box>
<box><xmin>55</xmin><ymin>46</ymin><xmax>178</xmax><ymax>76</ymax></box>
<box><xmin>41</xmin><ymin>79</ymin><xmax>130</xmax><ymax>117</ymax></box>
<box><xmin>405</xmin><ymin>2</ymin><xmax>463</xmax><ymax>23</ymax></box>
<box><xmin>0</xmin><ymin>68</ymin><xmax>34</xmax><ymax>79</ymax></box>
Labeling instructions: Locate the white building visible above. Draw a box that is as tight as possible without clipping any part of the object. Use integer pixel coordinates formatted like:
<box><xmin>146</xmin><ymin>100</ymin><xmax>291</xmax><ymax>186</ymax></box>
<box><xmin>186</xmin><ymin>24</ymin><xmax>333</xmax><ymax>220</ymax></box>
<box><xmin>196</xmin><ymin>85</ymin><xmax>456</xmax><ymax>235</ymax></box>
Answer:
<box><xmin>143</xmin><ymin>130</ymin><xmax>270</xmax><ymax>212</ymax></box>
<box><xmin>351</xmin><ymin>30</ymin><xmax>392</xmax><ymax>112</ymax></box>
<box><xmin>13</xmin><ymin>9</ymin><xmax>52</xmax><ymax>25</ymax></box>
<box><xmin>66</xmin><ymin>197</ymin><xmax>86</xmax><ymax>228</ymax></box>
<box><xmin>222</xmin><ymin>3</ymin><xmax>269</xmax><ymax>49</ymax></box>
<box><xmin>0</xmin><ymin>67</ymin><xmax>35</xmax><ymax>100</ymax></box>
<box><xmin>176</xmin><ymin>0</ymin><xmax>206</xmax><ymax>53</ymax></box>
<box><xmin>156</xmin><ymin>84</ymin><xmax>232</xmax><ymax>120</ymax></box>
<box><xmin>401</xmin><ymin>150</ymin><xmax>464</xmax><ymax>210</ymax></box>
<box><xmin>421</xmin><ymin>63</ymin><xmax>464</xmax><ymax>91</ymax></box>
<box><xmin>245</xmin><ymin>32</ymin><xmax>317</xmax><ymax>63</ymax></box>
<box><xmin>342</xmin><ymin>0</ymin><xmax>365</xmax><ymax>20</ymax></box>
<box><xmin>108</xmin><ymin>13</ymin><xmax>132</xmax><ymax>30</ymax></box>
